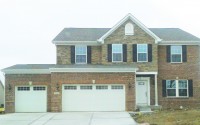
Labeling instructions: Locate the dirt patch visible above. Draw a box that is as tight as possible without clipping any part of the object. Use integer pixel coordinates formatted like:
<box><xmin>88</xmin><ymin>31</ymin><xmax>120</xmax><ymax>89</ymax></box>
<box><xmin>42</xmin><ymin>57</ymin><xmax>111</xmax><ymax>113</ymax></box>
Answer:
<box><xmin>134</xmin><ymin>109</ymin><xmax>200</xmax><ymax>125</ymax></box>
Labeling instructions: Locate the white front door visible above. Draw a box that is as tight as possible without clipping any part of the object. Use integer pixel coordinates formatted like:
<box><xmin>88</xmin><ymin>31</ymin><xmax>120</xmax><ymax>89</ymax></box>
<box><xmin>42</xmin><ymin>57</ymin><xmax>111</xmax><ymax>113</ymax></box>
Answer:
<box><xmin>136</xmin><ymin>80</ymin><xmax>149</xmax><ymax>106</ymax></box>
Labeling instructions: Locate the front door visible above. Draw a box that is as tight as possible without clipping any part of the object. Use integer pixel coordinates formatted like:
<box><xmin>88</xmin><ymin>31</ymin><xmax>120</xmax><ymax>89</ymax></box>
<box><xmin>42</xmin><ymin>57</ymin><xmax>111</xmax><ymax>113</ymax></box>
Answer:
<box><xmin>136</xmin><ymin>80</ymin><xmax>149</xmax><ymax>106</ymax></box>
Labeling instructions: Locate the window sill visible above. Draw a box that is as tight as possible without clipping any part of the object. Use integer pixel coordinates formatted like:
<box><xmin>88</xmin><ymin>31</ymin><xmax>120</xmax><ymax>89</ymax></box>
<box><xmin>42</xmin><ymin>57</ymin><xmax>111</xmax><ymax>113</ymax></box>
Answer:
<box><xmin>170</xmin><ymin>62</ymin><xmax>183</xmax><ymax>64</ymax></box>
<box><xmin>166</xmin><ymin>97</ymin><xmax>189</xmax><ymax>99</ymax></box>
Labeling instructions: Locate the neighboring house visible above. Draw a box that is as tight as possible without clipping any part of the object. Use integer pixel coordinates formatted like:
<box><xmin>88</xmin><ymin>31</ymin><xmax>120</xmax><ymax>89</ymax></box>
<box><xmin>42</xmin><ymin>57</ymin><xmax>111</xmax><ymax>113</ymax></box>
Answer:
<box><xmin>2</xmin><ymin>13</ymin><xmax>200</xmax><ymax>113</ymax></box>
<box><xmin>0</xmin><ymin>80</ymin><xmax>4</xmax><ymax>107</ymax></box>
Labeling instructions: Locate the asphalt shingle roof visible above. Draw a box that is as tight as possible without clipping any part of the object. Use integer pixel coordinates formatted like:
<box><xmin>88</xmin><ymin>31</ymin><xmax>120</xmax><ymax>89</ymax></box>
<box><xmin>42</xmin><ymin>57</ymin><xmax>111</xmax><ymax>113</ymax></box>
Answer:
<box><xmin>53</xmin><ymin>28</ymin><xmax>200</xmax><ymax>41</ymax></box>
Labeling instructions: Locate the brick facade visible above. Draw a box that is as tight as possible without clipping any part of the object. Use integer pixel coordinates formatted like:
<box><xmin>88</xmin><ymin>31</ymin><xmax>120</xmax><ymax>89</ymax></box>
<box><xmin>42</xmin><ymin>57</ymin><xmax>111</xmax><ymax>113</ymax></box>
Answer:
<box><xmin>4</xmin><ymin>16</ymin><xmax>200</xmax><ymax>113</ymax></box>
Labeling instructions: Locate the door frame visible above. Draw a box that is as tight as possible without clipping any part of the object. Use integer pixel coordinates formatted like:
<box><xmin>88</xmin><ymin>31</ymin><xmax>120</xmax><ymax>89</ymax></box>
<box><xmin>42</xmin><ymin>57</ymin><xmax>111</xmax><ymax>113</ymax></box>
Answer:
<box><xmin>135</xmin><ymin>77</ymin><xmax>150</xmax><ymax>106</ymax></box>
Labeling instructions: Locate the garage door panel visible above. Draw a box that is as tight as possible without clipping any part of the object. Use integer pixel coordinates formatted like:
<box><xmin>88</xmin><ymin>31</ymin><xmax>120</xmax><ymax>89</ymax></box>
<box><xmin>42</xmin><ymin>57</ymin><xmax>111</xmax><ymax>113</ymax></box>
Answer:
<box><xmin>62</xmin><ymin>84</ymin><xmax>125</xmax><ymax>111</ymax></box>
<box><xmin>15</xmin><ymin>86</ymin><xmax>47</xmax><ymax>112</ymax></box>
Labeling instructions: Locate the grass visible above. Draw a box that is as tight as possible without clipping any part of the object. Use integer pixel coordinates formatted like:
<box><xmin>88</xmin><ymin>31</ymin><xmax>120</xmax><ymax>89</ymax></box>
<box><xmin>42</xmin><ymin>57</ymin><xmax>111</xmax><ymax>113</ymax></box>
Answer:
<box><xmin>134</xmin><ymin>109</ymin><xmax>200</xmax><ymax>125</ymax></box>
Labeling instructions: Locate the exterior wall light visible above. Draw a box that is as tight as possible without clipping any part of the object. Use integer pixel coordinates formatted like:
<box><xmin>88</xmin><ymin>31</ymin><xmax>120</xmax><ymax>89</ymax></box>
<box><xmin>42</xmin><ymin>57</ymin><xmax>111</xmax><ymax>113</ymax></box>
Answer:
<box><xmin>128</xmin><ymin>82</ymin><xmax>132</xmax><ymax>89</ymax></box>
<box><xmin>56</xmin><ymin>84</ymin><xmax>59</xmax><ymax>91</ymax></box>
<box><xmin>8</xmin><ymin>84</ymin><xmax>12</xmax><ymax>91</ymax></box>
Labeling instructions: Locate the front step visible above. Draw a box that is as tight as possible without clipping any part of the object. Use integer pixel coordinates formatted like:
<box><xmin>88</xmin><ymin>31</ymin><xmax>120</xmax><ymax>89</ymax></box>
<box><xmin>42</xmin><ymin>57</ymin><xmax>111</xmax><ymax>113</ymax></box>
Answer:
<box><xmin>137</xmin><ymin>105</ymin><xmax>152</xmax><ymax>112</ymax></box>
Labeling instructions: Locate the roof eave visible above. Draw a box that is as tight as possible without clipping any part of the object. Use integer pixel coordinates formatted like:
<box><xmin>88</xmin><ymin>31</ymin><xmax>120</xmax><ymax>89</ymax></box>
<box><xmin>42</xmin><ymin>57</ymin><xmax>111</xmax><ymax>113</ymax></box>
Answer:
<box><xmin>52</xmin><ymin>41</ymin><xmax>101</xmax><ymax>45</ymax></box>
<box><xmin>158</xmin><ymin>41</ymin><xmax>200</xmax><ymax>45</ymax></box>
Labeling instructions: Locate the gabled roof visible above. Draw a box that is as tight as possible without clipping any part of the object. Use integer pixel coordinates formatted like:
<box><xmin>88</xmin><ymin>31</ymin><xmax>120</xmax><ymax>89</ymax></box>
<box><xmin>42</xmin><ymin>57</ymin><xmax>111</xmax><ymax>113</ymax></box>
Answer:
<box><xmin>52</xmin><ymin>28</ymin><xmax>200</xmax><ymax>42</ymax></box>
<box><xmin>98</xmin><ymin>13</ymin><xmax>162</xmax><ymax>43</ymax></box>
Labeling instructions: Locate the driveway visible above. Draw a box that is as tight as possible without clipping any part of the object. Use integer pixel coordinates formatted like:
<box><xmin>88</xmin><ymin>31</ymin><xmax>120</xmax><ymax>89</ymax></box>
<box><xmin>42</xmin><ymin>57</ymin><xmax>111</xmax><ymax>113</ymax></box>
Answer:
<box><xmin>0</xmin><ymin>112</ymin><xmax>137</xmax><ymax>125</ymax></box>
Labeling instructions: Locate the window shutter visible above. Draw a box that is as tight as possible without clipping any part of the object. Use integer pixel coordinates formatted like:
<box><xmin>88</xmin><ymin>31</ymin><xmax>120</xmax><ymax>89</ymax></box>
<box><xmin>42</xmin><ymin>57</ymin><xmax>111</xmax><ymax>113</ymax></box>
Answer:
<box><xmin>123</xmin><ymin>44</ymin><xmax>127</xmax><ymax>62</ymax></box>
<box><xmin>107</xmin><ymin>44</ymin><xmax>112</xmax><ymax>62</ymax></box>
<box><xmin>71</xmin><ymin>46</ymin><xmax>75</xmax><ymax>64</ymax></box>
<box><xmin>132</xmin><ymin>44</ymin><xmax>137</xmax><ymax>62</ymax></box>
<box><xmin>166</xmin><ymin>45</ymin><xmax>171</xmax><ymax>62</ymax></box>
<box><xmin>182</xmin><ymin>45</ymin><xmax>187</xmax><ymax>62</ymax></box>
<box><xmin>87</xmin><ymin>46</ymin><xmax>91</xmax><ymax>64</ymax></box>
<box><xmin>162</xmin><ymin>80</ymin><xmax>166</xmax><ymax>97</ymax></box>
<box><xmin>148</xmin><ymin>44</ymin><xmax>152</xmax><ymax>62</ymax></box>
<box><xmin>188</xmin><ymin>79</ymin><xmax>193</xmax><ymax>97</ymax></box>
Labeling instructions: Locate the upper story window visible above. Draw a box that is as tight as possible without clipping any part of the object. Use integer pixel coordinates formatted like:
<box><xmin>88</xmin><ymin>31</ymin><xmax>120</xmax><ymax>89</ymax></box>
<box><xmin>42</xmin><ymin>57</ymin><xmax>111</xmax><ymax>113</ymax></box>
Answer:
<box><xmin>171</xmin><ymin>45</ymin><xmax>182</xmax><ymax>63</ymax></box>
<box><xmin>166</xmin><ymin>80</ymin><xmax>188</xmax><ymax>97</ymax></box>
<box><xmin>137</xmin><ymin>44</ymin><xmax>148</xmax><ymax>62</ymax></box>
<box><xmin>112</xmin><ymin>44</ymin><xmax>123</xmax><ymax>62</ymax></box>
<box><xmin>125</xmin><ymin>23</ymin><xmax>134</xmax><ymax>35</ymax></box>
<box><xmin>75</xmin><ymin>46</ymin><xmax>87</xmax><ymax>64</ymax></box>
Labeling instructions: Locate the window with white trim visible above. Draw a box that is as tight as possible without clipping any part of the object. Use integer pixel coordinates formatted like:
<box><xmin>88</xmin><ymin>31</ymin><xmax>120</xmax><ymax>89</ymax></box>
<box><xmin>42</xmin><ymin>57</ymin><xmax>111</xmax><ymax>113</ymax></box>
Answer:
<box><xmin>171</xmin><ymin>45</ymin><xmax>182</xmax><ymax>63</ymax></box>
<box><xmin>125</xmin><ymin>23</ymin><xmax>134</xmax><ymax>35</ymax></box>
<box><xmin>33</xmin><ymin>86</ymin><xmax>46</xmax><ymax>91</ymax></box>
<box><xmin>18</xmin><ymin>87</ymin><xmax>30</xmax><ymax>91</ymax></box>
<box><xmin>111</xmin><ymin>85</ymin><xmax>123</xmax><ymax>90</ymax></box>
<box><xmin>96</xmin><ymin>85</ymin><xmax>108</xmax><ymax>90</ymax></box>
<box><xmin>112</xmin><ymin>44</ymin><xmax>123</xmax><ymax>62</ymax></box>
<box><xmin>64</xmin><ymin>86</ymin><xmax>77</xmax><ymax>90</ymax></box>
<box><xmin>80</xmin><ymin>86</ymin><xmax>92</xmax><ymax>90</ymax></box>
<box><xmin>137</xmin><ymin>44</ymin><xmax>148</xmax><ymax>62</ymax></box>
<box><xmin>166</xmin><ymin>80</ymin><xmax>188</xmax><ymax>97</ymax></box>
<box><xmin>75</xmin><ymin>46</ymin><xmax>87</xmax><ymax>64</ymax></box>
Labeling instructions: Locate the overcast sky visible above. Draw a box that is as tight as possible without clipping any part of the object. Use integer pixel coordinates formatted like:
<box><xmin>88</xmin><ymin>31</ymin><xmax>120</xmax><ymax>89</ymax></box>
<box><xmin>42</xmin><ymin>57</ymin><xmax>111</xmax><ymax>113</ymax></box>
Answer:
<box><xmin>0</xmin><ymin>0</ymin><xmax>200</xmax><ymax>84</ymax></box>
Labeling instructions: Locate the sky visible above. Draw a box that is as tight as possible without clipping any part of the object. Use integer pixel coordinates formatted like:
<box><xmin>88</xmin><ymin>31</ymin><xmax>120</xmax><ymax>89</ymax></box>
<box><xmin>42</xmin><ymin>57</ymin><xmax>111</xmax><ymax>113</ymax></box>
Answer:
<box><xmin>0</xmin><ymin>0</ymin><xmax>200</xmax><ymax>84</ymax></box>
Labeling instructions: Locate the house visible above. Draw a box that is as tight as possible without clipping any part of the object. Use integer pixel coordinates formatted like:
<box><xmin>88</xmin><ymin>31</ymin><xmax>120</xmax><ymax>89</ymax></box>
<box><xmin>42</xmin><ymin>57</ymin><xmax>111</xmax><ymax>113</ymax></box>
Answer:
<box><xmin>0</xmin><ymin>80</ymin><xmax>4</xmax><ymax>107</ymax></box>
<box><xmin>2</xmin><ymin>13</ymin><xmax>200</xmax><ymax>113</ymax></box>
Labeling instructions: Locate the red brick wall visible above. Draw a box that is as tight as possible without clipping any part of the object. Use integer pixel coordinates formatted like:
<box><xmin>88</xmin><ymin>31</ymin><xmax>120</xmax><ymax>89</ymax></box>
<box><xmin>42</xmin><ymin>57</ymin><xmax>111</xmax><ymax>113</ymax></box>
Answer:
<box><xmin>5</xmin><ymin>74</ymin><xmax>51</xmax><ymax>113</ymax></box>
<box><xmin>158</xmin><ymin>45</ymin><xmax>200</xmax><ymax>109</ymax></box>
<box><xmin>50</xmin><ymin>72</ymin><xmax>136</xmax><ymax>111</ymax></box>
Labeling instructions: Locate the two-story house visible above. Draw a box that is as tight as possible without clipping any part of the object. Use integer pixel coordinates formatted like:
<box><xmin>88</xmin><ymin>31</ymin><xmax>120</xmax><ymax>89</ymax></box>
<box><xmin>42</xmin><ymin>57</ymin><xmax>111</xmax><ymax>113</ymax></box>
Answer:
<box><xmin>2</xmin><ymin>13</ymin><xmax>200</xmax><ymax>113</ymax></box>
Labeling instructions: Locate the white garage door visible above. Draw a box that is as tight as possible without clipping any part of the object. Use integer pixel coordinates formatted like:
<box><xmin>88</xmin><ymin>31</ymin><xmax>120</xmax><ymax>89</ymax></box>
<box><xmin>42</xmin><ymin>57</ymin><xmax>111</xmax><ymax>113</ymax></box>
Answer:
<box><xmin>15</xmin><ymin>86</ymin><xmax>47</xmax><ymax>112</ymax></box>
<box><xmin>62</xmin><ymin>84</ymin><xmax>125</xmax><ymax>111</ymax></box>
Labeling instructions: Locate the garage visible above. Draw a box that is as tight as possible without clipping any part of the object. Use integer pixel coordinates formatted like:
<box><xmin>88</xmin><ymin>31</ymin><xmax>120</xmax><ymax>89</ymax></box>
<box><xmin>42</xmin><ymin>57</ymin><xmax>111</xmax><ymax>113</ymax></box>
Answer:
<box><xmin>62</xmin><ymin>84</ymin><xmax>125</xmax><ymax>111</ymax></box>
<box><xmin>15</xmin><ymin>86</ymin><xmax>47</xmax><ymax>112</ymax></box>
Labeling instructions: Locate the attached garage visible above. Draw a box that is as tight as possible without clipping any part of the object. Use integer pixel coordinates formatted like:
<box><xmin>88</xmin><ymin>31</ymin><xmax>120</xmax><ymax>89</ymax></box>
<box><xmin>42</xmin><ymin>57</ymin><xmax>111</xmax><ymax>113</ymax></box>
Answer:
<box><xmin>15</xmin><ymin>86</ymin><xmax>47</xmax><ymax>112</ymax></box>
<box><xmin>62</xmin><ymin>84</ymin><xmax>125</xmax><ymax>111</ymax></box>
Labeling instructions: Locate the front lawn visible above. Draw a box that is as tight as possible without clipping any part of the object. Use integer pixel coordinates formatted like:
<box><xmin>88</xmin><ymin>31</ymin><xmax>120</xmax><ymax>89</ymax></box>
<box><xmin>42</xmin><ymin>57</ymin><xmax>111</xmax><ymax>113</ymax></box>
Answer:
<box><xmin>134</xmin><ymin>109</ymin><xmax>200</xmax><ymax>125</ymax></box>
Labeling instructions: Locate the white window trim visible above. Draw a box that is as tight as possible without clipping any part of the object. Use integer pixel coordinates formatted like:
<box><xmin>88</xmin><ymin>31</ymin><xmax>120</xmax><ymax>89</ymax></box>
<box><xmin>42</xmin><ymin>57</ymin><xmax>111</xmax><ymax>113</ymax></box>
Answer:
<box><xmin>166</xmin><ymin>80</ymin><xmax>188</xmax><ymax>98</ymax></box>
<box><xmin>137</xmin><ymin>44</ymin><xmax>148</xmax><ymax>62</ymax></box>
<box><xmin>170</xmin><ymin>45</ymin><xmax>182</xmax><ymax>63</ymax></box>
<box><xmin>75</xmin><ymin>45</ymin><xmax>87</xmax><ymax>64</ymax></box>
<box><xmin>112</xmin><ymin>44</ymin><xmax>123</xmax><ymax>62</ymax></box>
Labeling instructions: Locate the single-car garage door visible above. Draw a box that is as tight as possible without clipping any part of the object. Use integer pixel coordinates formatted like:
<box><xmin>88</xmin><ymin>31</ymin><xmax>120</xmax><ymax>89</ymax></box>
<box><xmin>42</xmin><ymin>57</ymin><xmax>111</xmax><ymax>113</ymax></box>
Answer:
<box><xmin>62</xmin><ymin>84</ymin><xmax>125</xmax><ymax>111</ymax></box>
<box><xmin>15</xmin><ymin>86</ymin><xmax>47</xmax><ymax>112</ymax></box>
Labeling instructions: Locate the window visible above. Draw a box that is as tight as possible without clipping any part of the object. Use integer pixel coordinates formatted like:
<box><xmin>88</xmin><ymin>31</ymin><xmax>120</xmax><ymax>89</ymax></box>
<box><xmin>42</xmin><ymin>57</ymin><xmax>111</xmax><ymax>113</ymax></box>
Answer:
<box><xmin>111</xmin><ymin>85</ymin><xmax>123</xmax><ymax>90</ymax></box>
<box><xmin>112</xmin><ymin>44</ymin><xmax>123</xmax><ymax>62</ymax></box>
<box><xmin>33</xmin><ymin>86</ymin><xmax>46</xmax><ymax>91</ymax></box>
<box><xmin>137</xmin><ymin>44</ymin><xmax>148</xmax><ymax>62</ymax></box>
<box><xmin>18</xmin><ymin>87</ymin><xmax>30</xmax><ymax>91</ymax></box>
<box><xmin>75</xmin><ymin>46</ymin><xmax>87</xmax><ymax>64</ymax></box>
<box><xmin>64</xmin><ymin>86</ymin><xmax>77</xmax><ymax>90</ymax></box>
<box><xmin>166</xmin><ymin>80</ymin><xmax>188</xmax><ymax>97</ymax></box>
<box><xmin>96</xmin><ymin>85</ymin><xmax>108</xmax><ymax>90</ymax></box>
<box><xmin>125</xmin><ymin>23</ymin><xmax>134</xmax><ymax>35</ymax></box>
<box><xmin>80</xmin><ymin>86</ymin><xmax>92</xmax><ymax>90</ymax></box>
<box><xmin>171</xmin><ymin>45</ymin><xmax>182</xmax><ymax>63</ymax></box>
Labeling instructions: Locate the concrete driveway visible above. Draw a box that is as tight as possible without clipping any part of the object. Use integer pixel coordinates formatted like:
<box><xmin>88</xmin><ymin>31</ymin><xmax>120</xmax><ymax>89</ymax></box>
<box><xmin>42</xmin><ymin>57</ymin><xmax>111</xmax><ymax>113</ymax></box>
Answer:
<box><xmin>0</xmin><ymin>112</ymin><xmax>137</xmax><ymax>125</ymax></box>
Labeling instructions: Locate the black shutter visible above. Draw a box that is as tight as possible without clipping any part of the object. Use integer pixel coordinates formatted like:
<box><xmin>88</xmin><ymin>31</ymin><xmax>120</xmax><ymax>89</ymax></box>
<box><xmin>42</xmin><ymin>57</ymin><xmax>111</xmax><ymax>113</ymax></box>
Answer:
<box><xmin>71</xmin><ymin>46</ymin><xmax>75</xmax><ymax>64</ymax></box>
<box><xmin>132</xmin><ymin>44</ymin><xmax>137</xmax><ymax>62</ymax></box>
<box><xmin>107</xmin><ymin>44</ymin><xmax>112</xmax><ymax>62</ymax></box>
<box><xmin>166</xmin><ymin>45</ymin><xmax>171</xmax><ymax>62</ymax></box>
<box><xmin>188</xmin><ymin>79</ymin><xmax>193</xmax><ymax>97</ymax></box>
<box><xmin>87</xmin><ymin>46</ymin><xmax>91</xmax><ymax>64</ymax></box>
<box><xmin>123</xmin><ymin>44</ymin><xmax>127</xmax><ymax>62</ymax></box>
<box><xmin>162</xmin><ymin>80</ymin><xmax>166</xmax><ymax>97</ymax></box>
<box><xmin>182</xmin><ymin>45</ymin><xmax>187</xmax><ymax>62</ymax></box>
<box><xmin>148</xmin><ymin>44</ymin><xmax>152</xmax><ymax>62</ymax></box>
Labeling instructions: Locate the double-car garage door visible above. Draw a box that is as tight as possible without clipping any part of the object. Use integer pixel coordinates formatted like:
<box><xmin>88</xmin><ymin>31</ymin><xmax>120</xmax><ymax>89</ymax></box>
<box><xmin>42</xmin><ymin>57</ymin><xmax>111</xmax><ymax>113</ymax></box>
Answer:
<box><xmin>15</xmin><ymin>84</ymin><xmax>125</xmax><ymax>112</ymax></box>
<box><xmin>62</xmin><ymin>84</ymin><xmax>125</xmax><ymax>111</ymax></box>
